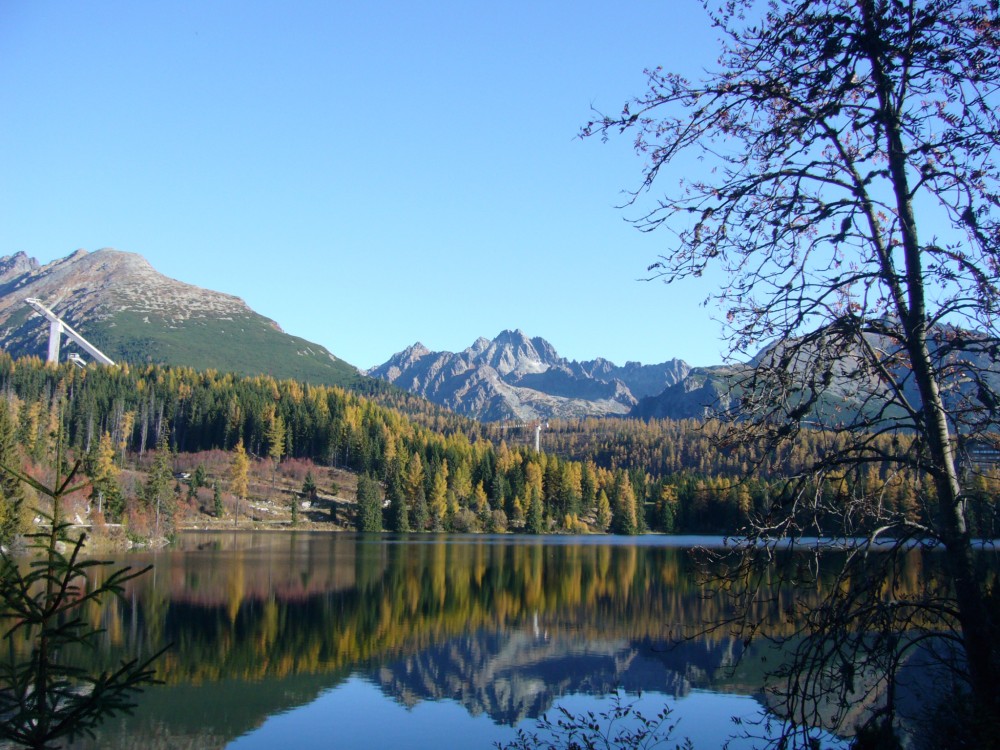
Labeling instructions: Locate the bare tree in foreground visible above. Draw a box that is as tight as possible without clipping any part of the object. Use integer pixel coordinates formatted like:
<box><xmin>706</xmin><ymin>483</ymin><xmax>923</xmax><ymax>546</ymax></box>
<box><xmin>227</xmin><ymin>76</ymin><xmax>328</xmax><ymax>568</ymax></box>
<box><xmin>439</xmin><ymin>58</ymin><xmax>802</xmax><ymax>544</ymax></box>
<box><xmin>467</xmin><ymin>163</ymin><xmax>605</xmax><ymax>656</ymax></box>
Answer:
<box><xmin>584</xmin><ymin>0</ymin><xmax>999</xmax><ymax>744</ymax></box>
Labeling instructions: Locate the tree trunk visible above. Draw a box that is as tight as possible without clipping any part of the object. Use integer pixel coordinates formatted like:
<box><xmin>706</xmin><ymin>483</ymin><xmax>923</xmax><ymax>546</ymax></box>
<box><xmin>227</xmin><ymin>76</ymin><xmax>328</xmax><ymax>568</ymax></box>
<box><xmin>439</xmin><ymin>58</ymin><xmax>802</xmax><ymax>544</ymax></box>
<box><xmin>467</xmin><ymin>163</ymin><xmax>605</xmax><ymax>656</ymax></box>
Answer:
<box><xmin>862</xmin><ymin>0</ymin><xmax>998</xmax><ymax>714</ymax></box>
<box><xmin>908</xmin><ymin>328</ymin><xmax>996</xmax><ymax>715</ymax></box>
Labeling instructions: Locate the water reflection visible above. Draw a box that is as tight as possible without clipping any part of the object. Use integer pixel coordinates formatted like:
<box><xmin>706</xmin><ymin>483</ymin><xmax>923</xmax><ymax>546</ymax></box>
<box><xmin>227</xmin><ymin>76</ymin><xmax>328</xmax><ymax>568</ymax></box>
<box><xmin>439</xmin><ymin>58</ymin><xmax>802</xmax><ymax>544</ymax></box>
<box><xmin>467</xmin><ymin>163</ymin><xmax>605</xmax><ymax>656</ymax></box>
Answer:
<box><xmin>89</xmin><ymin>533</ymin><xmax>768</xmax><ymax>682</ymax></box>
<box><xmin>63</xmin><ymin>532</ymin><xmax>887</xmax><ymax>748</ymax></box>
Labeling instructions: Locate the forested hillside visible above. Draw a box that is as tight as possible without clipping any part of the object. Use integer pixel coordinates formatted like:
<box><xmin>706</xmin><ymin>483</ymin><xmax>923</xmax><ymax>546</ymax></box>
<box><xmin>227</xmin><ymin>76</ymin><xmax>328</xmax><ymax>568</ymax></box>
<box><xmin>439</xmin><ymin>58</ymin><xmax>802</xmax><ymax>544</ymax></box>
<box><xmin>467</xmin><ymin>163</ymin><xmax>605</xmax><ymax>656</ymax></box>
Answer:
<box><xmin>0</xmin><ymin>355</ymin><xmax>994</xmax><ymax>543</ymax></box>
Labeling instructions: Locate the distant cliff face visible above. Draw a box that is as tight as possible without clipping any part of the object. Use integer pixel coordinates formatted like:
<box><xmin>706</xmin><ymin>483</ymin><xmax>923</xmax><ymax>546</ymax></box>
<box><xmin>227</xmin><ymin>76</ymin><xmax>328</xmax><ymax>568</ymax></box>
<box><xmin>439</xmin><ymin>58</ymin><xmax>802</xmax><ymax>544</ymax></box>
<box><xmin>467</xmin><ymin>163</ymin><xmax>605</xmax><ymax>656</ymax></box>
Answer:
<box><xmin>367</xmin><ymin>330</ymin><xmax>691</xmax><ymax>421</ymax></box>
<box><xmin>0</xmin><ymin>248</ymin><xmax>360</xmax><ymax>386</ymax></box>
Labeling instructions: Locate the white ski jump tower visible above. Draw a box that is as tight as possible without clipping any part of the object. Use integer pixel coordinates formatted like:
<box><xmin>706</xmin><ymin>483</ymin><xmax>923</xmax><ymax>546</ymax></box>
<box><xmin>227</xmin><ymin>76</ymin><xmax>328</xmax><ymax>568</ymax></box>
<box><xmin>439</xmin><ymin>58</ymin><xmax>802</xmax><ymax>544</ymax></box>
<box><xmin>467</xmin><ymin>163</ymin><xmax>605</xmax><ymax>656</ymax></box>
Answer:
<box><xmin>24</xmin><ymin>298</ymin><xmax>115</xmax><ymax>366</ymax></box>
<box><xmin>499</xmin><ymin>420</ymin><xmax>548</xmax><ymax>452</ymax></box>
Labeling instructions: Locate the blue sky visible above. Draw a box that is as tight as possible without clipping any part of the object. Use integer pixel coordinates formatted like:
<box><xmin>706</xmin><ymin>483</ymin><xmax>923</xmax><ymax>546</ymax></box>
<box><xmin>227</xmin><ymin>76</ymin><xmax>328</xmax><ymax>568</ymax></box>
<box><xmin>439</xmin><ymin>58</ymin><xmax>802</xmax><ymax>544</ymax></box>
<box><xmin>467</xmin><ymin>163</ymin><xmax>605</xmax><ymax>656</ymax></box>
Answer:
<box><xmin>1</xmin><ymin>1</ymin><xmax>729</xmax><ymax>370</ymax></box>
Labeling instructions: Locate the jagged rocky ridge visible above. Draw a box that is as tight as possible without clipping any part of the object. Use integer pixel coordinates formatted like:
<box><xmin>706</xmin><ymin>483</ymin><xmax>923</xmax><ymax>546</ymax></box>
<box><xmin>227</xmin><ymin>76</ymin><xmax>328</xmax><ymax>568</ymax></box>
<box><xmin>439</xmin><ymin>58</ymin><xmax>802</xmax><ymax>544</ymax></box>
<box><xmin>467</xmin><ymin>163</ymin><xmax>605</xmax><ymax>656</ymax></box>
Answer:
<box><xmin>367</xmin><ymin>330</ymin><xmax>691</xmax><ymax>421</ymax></box>
<box><xmin>373</xmin><ymin>627</ymin><xmax>746</xmax><ymax>726</ymax></box>
<box><xmin>374</xmin><ymin>323</ymin><xmax>999</xmax><ymax>428</ymax></box>
<box><xmin>0</xmin><ymin>248</ymin><xmax>360</xmax><ymax>386</ymax></box>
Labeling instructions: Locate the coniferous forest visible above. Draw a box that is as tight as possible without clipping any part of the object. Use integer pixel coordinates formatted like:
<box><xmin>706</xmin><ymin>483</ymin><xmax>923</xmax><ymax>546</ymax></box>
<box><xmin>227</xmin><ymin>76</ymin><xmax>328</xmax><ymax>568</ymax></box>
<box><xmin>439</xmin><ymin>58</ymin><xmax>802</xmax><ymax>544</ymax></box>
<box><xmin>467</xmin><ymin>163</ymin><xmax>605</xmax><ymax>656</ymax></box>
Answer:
<box><xmin>1</xmin><ymin>353</ymin><xmax>994</xmax><ymax>544</ymax></box>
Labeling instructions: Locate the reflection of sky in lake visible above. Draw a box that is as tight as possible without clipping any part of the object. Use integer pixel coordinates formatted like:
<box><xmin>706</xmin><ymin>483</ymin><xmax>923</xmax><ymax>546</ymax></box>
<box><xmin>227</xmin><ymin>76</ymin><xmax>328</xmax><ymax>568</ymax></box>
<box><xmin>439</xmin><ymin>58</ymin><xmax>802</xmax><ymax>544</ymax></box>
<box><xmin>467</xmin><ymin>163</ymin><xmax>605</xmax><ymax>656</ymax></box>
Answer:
<box><xmin>228</xmin><ymin>677</ymin><xmax>513</xmax><ymax>749</ymax></box>
<box><xmin>226</xmin><ymin>679</ymin><xmax>846</xmax><ymax>749</ymax></box>
<box><xmin>58</xmin><ymin>533</ymin><xmax>892</xmax><ymax>748</ymax></box>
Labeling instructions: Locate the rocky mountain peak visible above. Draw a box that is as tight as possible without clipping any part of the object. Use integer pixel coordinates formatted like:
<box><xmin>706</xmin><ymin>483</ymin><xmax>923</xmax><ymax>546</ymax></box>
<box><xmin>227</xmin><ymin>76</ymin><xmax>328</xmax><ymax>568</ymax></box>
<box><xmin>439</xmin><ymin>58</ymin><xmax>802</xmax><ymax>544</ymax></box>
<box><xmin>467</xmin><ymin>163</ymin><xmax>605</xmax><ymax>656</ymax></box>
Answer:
<box><xmin>369</xmin><ymin>331</ymin><xmax>691</xmax><ymax>422</ymax></box>
<box><xmin>375</xmin><ymin>342</ymin><xmax>431</xmax><ymax>375</ymax></box>
<box><xmin>0</xmin><ymin>252</ymin><xmax>39</xmax><ymax>283</ymax></box>
<box><xmin>479</xmin><ymin>329</ymin><xmax>559</xmax><ymax>377</ymax></box>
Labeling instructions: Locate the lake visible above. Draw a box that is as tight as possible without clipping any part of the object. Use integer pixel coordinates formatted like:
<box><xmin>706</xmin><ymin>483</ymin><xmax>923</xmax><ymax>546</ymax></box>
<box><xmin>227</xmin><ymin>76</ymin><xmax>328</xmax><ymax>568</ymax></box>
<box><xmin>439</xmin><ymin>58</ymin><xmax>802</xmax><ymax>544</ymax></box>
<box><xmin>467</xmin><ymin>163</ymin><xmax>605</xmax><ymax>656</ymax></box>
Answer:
<box><xmin>59</xmin><ymin>532</ymin><xmax>866</xmax><ymax>749</ymax></box>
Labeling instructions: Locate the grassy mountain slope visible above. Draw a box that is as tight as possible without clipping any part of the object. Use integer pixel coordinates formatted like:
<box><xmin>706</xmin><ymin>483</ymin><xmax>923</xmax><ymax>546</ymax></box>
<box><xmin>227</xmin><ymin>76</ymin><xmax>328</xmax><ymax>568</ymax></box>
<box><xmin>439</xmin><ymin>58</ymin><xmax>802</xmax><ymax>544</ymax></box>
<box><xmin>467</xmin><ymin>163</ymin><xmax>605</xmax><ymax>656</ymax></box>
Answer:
<box><xmin>86</xmin><ymin>309</ymin><xmax>361</xmax><ymax>386</ymax></box>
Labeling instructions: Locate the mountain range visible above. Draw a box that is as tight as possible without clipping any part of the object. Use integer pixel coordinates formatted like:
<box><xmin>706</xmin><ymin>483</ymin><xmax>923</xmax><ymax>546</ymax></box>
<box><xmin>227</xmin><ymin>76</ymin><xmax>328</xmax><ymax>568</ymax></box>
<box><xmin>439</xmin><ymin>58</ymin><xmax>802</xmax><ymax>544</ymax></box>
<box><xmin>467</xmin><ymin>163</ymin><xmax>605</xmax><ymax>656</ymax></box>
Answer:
<box><xmin>0</xmin><ymin>249</ymin><xmax>706</xmax><ymax>422</ymax></box>
<box><xmin>366</xmin><ymin>331</ymin><xmax>691</xmax><ymax>421</ymax></box>
<box><xmin>10</xmin><ymin>247</ymin><xmax>954</xmax><ymax>427</ymax></box>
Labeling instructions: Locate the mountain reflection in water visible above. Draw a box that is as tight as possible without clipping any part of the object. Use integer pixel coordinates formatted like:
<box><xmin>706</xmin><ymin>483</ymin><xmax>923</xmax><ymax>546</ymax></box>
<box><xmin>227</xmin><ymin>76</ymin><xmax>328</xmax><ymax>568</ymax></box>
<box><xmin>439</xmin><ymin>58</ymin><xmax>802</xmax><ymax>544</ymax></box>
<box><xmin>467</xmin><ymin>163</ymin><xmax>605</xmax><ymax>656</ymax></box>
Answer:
<box><xmin>59</xmin><ymin>532</ymin><xmax>876</xmax><ymax>748</ymax></box>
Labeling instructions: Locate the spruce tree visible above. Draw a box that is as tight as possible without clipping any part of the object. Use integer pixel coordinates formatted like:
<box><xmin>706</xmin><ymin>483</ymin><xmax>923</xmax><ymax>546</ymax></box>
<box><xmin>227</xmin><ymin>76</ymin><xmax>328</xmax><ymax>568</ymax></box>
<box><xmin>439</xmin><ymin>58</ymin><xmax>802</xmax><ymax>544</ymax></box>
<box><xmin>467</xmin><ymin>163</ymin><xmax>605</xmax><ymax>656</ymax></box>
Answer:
<box><xmin>611</xmin><ymin>472</ymin><xmax>637</xmax><ymax>535</ymax></box>
<box><xmin>193</xmin><ymin>464</ymin><xmax>207</xmax><ymax>490</ymax></box>
<box><xmin>526</xmin><ymin>486</ymin><xmax>545</xmax><ymax>535</ymax></box>
<box><xmin>354</xmin><ymin>475</ymin><xmax>383</xmax><ymax>533</ymax></box>
<box><xmin>410</xmin><ymin>484</ymin><xmax>428</xmax><ymax>532</ymax></box>
<box><xmin>302</xmin><ymin>471</ymin><xmax>317</xmax><ymax>502</ymax></box>
<box><xmin>0</xmin><ymin>440</ymin><xmax>163</xmax><ymax>747</ymax></box>
<box><xmin>144</xmin><ymin>432</ymin><xmax>174</xmax><ymax>540</ymax></box>
<box><xmin>386</xmin><ymin>461</ymin><xmax>409</xmax><ymax>533</ymax></box>
<box><xmin>657</xmin><ymin>485</ymin><xmax>677</xmax><ymax>534</ymax></box>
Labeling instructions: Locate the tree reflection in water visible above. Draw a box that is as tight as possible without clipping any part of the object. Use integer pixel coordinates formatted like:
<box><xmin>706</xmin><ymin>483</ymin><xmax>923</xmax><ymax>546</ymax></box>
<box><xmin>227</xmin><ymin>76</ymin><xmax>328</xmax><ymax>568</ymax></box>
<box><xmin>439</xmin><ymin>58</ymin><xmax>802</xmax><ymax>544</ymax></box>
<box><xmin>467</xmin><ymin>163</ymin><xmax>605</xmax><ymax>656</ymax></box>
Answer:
<box><xmin>55</xmin><ymin>532</ymin><xmax>953</xmax><ymax>748</ymax></box>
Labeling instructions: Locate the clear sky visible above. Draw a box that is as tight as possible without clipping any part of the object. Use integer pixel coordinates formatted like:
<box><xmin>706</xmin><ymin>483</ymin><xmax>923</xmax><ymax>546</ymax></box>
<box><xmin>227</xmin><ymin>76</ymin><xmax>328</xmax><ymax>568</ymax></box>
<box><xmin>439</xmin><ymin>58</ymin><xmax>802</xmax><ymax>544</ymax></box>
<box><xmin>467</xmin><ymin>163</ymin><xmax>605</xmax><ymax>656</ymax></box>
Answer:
<box><xmin>1</xmin><ymin>0</ymin><xmax>731</xmax><ymax>371</ymax></box>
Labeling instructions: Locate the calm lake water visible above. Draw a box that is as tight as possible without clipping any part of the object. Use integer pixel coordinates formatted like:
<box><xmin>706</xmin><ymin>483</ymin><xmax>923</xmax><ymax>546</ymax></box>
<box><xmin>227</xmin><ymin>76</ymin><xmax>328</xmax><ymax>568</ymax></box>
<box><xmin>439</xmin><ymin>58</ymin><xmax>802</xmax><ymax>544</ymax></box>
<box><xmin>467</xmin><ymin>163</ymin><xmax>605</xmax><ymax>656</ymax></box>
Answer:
<box><xmin>61</xmin><ymin>532</ymin><xmax>858</xmax><ymax>749</ymax></box>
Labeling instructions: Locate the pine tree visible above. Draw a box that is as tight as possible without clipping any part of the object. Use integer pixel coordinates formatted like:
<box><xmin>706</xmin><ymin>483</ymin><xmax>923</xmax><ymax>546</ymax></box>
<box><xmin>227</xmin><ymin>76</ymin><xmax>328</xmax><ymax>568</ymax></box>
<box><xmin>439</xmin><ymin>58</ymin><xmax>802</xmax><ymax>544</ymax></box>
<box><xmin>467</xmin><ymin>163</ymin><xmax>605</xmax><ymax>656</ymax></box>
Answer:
<box><xmin>410</xmin><ymin>483</ymin><xmax>428</xmax><ymax>532</ymax></box>
<box><xmin>144</xmin><ymin>432</ymin><xmax>174</xmax><ymax>540</ymax></box>
<box><xmin>386</xmin><ymin>460</ymin><xmax>409</xmax><ymax>533</ymax></box>
<box><xmin>0</xmin><ymin>441</ymin><xmax>162</xmax><ymax>748</ymax></box>
<box><xmin>657</xmin><ymin>484</ymin><xmax>677</xmax><ymax>534</ymax></box>
<box><xmin>193</xmin><ymin>464</ymin><xmax>207</xmax><ymax>490</ymax></box>
<box><xmin>490</xmin><ymin>470</ymin><xmax>507</xmax><ymax>513</ymax></box>
<box><xmin>355</xmin><ymin>475</ymin><xmax>383</xmax><ymax>532</ymax></box>
<box><xmin>526</xmin><ymin>485</ymin><xmax>545</xmax><ymax>535</ymax></box>
<box><xmin>405</xmin><ymin>453</ymin><xmax>427</xmax><ymax>530</ymax></box>
<box><xmin>561</xmin><ymin>463</ymin><xmax>582</xmax><ymax>521</ymax></box>
<box><xmin>302</xmin><ymin>471</ymin><xmax>317</xmax><ymax>502</ymax></box>
<box><xmin>213</xmin><ymin>481</ymin><xmax>224</xmax><ymax>519</ymax></box>
<box><xmin>611</xmin><ymin>472</ymin><xmax>638</xmax><ymax>535</ymax></box>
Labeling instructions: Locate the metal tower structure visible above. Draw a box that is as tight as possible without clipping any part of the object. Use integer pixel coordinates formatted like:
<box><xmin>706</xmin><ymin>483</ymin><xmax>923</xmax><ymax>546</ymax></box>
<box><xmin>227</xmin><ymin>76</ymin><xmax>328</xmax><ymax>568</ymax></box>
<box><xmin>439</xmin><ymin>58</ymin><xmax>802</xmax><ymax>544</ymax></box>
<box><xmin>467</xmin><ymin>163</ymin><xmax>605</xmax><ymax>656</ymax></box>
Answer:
<box><xmin>24</xmin><ymin>298</ymin><xmax>115</xmax><ymax>366</ymax></box>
